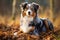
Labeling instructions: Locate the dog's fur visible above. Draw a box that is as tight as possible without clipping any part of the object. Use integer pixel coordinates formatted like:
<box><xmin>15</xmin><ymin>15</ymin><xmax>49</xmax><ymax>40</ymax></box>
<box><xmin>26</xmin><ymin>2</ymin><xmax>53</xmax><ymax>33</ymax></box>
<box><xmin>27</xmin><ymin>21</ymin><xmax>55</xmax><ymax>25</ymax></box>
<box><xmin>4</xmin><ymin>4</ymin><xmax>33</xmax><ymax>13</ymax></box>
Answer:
<box><xmin>20</xmin><ymin>2</ymin><xmax>54</xmax><ymax>36</ymax></box>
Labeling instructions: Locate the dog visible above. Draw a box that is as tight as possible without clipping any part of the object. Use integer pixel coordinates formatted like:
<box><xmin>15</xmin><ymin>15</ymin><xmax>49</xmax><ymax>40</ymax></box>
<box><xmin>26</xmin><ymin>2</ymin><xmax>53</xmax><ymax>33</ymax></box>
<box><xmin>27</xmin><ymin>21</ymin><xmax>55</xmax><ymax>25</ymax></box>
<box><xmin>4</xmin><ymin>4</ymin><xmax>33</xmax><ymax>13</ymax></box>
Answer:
<box><xmin>20</xmin><ymin>2</ymin><xmax>54</xmax><ymax>36</ymax></box>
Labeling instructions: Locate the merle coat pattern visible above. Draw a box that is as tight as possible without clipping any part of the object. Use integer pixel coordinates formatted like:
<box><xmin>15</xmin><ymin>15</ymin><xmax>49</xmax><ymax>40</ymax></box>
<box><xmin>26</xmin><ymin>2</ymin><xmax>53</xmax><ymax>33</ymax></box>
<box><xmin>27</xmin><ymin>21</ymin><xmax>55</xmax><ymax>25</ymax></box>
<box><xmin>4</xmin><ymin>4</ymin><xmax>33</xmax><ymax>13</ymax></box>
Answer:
<box><xmin>20</xmin><ymin>2</ymin><xmax>54</xmax><ymax>36</ymax></box>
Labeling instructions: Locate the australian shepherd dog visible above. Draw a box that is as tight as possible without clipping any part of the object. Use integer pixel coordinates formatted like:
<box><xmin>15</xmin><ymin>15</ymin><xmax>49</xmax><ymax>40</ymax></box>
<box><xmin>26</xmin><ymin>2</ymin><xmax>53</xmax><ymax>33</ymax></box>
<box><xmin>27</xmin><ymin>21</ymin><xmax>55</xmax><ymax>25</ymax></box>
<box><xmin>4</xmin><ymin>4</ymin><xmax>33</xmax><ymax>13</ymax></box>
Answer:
<box><xmin>20</xmin><ymin>2</ymin><xmax>54</xmax><ymax>36</ymax></box>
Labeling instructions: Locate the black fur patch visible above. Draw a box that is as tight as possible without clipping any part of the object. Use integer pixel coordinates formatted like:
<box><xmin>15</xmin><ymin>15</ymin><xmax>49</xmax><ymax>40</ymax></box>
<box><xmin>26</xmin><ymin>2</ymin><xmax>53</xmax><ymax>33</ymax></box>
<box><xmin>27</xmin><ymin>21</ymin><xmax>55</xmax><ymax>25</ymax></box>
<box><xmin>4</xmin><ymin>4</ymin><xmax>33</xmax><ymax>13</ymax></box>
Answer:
<box><xmin>29</xmin><ymin>18</ymin><xmax>54</xmax><ymax>36</ymax></box>
<box><xmin>20</xmin><ymin>2</ymin><xmax>28</xmax><ymax>10</ymax></box>
<box><xmin>32</xmin><ymin>3</ymin><xmax>39</xmax><ymax>12</ymax></box>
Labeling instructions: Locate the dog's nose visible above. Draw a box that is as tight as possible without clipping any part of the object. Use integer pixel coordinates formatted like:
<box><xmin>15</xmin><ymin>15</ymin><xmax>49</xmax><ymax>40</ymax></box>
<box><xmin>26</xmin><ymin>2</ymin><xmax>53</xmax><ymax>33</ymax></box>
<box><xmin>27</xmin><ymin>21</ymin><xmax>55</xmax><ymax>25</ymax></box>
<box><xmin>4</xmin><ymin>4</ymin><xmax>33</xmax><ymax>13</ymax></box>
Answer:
<box><xmin>28</xmin><ymin>11</ymin><xmax>30</xmax><ymax>15</ymax></box>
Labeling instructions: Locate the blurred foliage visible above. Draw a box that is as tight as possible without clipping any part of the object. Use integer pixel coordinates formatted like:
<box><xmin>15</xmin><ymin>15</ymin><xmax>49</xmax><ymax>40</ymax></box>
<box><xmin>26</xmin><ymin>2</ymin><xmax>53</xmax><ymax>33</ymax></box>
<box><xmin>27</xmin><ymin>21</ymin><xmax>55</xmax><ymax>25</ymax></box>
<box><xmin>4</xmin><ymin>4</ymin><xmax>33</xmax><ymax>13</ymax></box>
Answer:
<box><xmin>0</xmin><ymin>0</ymin><xmax>60</xmax><ymax>15</ymax></box>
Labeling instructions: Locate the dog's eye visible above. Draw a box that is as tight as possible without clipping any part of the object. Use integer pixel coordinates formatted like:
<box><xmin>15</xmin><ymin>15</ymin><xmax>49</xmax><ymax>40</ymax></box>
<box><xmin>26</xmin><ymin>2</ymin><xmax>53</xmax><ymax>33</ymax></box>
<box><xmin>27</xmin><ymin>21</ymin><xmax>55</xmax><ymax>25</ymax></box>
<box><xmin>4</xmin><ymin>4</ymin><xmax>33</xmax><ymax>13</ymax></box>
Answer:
<box><xmin>30</xmin><ymin>8</ymin><xmax>34</xmax><ymax>11</ymax></box>
<box><xmin>26</xmin><ymin>7</ymin><xmax>28</xmax><ymax>9</ymax></box>
<box><xmin>31</xmin><ymin>8</ymin><xmax>33</xmax><ymax>11</ymax></box>
<box><xmin>25</xmin><ymin>7</ymin><xmax>28</xmax><ymax>10</ymax></box>
<box><xmin>30</xmin><ymin>7</ymin><xmax>33</xmax><ymax>10</ymax></box>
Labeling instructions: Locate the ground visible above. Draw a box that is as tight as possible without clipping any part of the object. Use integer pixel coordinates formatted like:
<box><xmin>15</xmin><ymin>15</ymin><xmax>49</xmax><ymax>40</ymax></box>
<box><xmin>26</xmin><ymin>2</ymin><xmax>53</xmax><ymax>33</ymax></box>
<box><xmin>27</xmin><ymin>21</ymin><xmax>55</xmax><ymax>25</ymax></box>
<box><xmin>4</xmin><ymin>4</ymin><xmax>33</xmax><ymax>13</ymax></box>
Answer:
<box><xmin>0</xmin><ymin>23</ymin><xmax>60</xmax><ymax>40</ymax></box>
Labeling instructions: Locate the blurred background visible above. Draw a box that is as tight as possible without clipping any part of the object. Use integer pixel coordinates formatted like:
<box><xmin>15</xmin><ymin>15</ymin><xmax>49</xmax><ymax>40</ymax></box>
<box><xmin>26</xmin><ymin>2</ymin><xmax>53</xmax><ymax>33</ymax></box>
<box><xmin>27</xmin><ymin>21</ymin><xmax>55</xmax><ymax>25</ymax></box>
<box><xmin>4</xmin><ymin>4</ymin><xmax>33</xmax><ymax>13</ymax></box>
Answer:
<box><xmin>0</xmin><ymin>0</ymin><xmax>60</xmax><ymax>27</ymax></box>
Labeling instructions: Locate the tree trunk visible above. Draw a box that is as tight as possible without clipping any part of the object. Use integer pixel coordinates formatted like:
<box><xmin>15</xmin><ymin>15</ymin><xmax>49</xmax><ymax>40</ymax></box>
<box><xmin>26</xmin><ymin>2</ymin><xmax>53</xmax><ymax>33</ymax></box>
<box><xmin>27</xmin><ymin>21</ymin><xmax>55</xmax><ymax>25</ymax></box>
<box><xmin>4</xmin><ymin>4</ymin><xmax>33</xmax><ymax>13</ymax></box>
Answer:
<box><xmin>12</xmin><ymin>0</ymin><xmax>16</xmax><ymax>20</ymax></box>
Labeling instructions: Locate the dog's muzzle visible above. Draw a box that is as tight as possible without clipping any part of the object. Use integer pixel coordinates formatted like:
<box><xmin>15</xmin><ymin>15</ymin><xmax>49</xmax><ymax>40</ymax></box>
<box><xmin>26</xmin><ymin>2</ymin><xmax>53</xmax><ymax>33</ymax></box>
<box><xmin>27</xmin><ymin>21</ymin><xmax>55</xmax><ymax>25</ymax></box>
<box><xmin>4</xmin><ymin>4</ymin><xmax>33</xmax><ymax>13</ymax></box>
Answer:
<box><xmin>28</xmin><ymin>11</ymin><xmax>31</xmax><ymax>15</ymax></box>
<box><xmin>26</xmin><ymin>9</ymin><xmax>32</xmax><ymax>16</ymax></box>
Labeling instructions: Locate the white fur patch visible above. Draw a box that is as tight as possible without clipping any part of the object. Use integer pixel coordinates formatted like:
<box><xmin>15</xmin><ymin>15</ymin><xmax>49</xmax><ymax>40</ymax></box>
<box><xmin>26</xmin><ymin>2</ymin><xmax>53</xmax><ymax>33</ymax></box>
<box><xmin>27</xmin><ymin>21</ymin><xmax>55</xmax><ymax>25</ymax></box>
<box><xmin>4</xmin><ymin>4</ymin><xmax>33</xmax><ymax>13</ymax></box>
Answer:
<box><xmin>20</xmin><ymin>16</ymin><xmax>33</xmax><ymax>33</ymax></box>
<box><xmin>28</xmin><ymin>4</ymin><xmax>31</xmax><ymax>7</ymax></box>
<box><xmin>14</xmin><ymin>32</ymin><xmax>17</xmax><ymax>36</ymax></box>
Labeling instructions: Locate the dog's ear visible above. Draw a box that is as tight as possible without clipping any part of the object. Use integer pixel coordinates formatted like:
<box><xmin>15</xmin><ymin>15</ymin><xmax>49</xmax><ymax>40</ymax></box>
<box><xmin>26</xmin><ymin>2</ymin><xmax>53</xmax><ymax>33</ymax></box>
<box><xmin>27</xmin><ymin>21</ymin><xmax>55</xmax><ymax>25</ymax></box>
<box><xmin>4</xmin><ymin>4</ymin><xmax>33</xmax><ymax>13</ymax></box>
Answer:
<box><xmin>32</xmin><ymin>2</ymin><xmax>40</xmax><ymax>12</ymax></box>
<box><xmin>20</xmin><ymin>2</ymin><xmax>28</xmax><ymax>9</ymax></box>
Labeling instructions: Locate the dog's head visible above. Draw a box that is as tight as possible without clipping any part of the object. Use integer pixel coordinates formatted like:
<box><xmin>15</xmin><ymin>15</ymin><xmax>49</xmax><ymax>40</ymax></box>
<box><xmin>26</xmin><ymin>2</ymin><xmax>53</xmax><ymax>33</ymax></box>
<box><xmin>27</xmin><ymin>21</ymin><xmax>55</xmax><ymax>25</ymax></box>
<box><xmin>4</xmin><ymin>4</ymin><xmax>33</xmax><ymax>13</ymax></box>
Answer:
<box><xmin>20</xmin><ymin>2</ymin><xmax>40</xmax><ymax>18</ymax></box>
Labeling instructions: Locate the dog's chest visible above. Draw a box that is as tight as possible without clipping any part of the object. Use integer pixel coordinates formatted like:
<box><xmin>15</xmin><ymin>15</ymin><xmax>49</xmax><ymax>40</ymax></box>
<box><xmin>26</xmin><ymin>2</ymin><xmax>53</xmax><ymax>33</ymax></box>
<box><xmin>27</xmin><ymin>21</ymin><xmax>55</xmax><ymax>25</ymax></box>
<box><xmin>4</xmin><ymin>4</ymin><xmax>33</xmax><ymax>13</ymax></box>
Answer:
<box><xmin>20</xmin><ymin>16</ymin><xmax>33</xmax><ymax>33</ymax></box>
